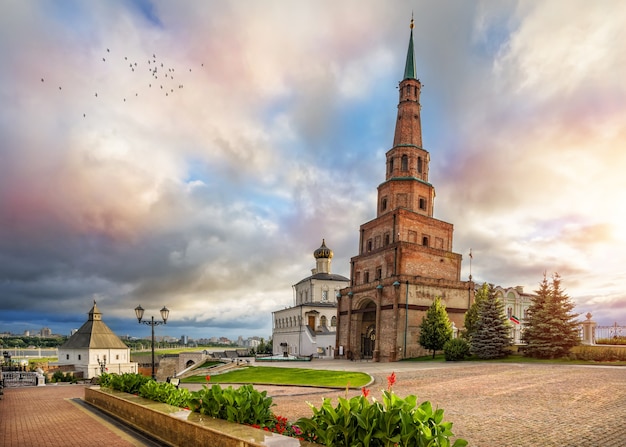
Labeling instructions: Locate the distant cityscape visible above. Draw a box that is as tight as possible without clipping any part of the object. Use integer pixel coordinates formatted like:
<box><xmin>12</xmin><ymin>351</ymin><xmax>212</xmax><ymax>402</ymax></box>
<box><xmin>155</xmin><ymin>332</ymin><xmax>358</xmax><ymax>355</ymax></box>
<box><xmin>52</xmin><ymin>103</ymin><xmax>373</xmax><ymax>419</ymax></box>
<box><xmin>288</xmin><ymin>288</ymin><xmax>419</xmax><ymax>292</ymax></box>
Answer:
<box><xmin>0</xmin><ymin>328</ymin><xmax>268</xmax><ymax>349</ymax></box>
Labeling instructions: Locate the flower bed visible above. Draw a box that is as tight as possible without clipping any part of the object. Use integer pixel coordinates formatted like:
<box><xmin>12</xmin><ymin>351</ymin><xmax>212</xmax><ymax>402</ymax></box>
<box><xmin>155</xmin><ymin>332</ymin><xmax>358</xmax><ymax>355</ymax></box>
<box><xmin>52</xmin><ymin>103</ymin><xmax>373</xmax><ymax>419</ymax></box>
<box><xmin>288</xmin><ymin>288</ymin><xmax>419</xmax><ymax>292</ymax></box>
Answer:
<box><xmin>84</xmin><ymin>386</ymin><xmax>315</xmax><ymax>447</ymax></box>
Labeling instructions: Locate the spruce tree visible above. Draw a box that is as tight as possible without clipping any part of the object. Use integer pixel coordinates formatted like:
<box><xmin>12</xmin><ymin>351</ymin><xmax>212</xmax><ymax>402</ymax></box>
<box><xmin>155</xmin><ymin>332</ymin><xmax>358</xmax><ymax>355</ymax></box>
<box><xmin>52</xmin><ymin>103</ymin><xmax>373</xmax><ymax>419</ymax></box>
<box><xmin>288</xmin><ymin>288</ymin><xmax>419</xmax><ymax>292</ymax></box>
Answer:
<box><xmin>419</xmin><ymin>297</ymin><xmax>453</xmax><ymax>359</ymax></box>
<box><xmin>470</xmin><ymin>283</ymin><xmax>512</xmax><ymax>359</ymax></box>
<box><xmin>523</xmin><ymin>273</ymin><xmax>579</xmax><ymax>358</ymax></box>
<box><xmin>463</xmin><ymin>283</ymin><xmax>488</xmax><ymax>342</ymax></box>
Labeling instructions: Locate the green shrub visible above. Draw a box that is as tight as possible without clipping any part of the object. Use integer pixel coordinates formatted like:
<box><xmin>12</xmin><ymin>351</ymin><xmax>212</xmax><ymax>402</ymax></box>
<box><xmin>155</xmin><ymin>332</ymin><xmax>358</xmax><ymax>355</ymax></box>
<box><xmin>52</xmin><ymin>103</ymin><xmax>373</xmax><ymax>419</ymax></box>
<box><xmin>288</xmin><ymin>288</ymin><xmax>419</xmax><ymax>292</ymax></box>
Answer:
<box><xmin>569</xmin><ymin>345</ymin><xmax>626</xmax><ymax>362</ymax></box>
<box><xmin>296</xmin><ymin>373</ymin><xmax>467</xmax><ymax>447</ymax></box>
<box><xmin>443</xmin><ymin>338</ymin><xmax>471</xmax><ymax>361</ymax></box>
<box><xmin>50</xmin><ymin>371</ymin><xmax>77</xmax><ymax>383</ymax></box>
<box><xmin>187</xmin><ymin>383</ymin><xmax>275</xmax><ymax>426</ymax></box>
<box><xmin>99</xmin><ymin>372</ymin><xmax>151</xmax><ymax>394</ymax></box>
<box><xmin>595</xmin><ymin>337</ymin><xmax>626</xmax><ymax>346</ymax></box>
<box><xmin>139</xmin><ymin>380</ymin><xmax>192</xmax><ymax>407</ymax></box>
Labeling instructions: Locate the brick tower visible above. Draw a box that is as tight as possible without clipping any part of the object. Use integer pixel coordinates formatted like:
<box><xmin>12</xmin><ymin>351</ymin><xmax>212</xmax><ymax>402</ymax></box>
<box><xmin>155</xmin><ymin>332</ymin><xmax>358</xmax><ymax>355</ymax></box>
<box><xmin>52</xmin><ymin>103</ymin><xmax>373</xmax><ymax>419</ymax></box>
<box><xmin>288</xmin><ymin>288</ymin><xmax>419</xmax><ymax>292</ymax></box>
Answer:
<box><xmin>335</xmin><ymin>19</ymin><xmax>474</xmax><ymax>362</ymax></box>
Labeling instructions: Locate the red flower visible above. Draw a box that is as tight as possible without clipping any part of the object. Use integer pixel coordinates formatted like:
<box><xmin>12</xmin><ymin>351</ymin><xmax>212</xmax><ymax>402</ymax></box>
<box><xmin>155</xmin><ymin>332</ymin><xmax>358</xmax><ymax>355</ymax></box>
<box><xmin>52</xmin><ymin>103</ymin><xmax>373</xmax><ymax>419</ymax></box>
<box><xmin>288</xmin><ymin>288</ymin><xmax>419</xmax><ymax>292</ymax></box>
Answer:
<box><xmin>205</xmin><ymin>375</ymin><xmax>211</xmax><ymax>382</ymax></box>
<box><xmin>387</xmin><ymin>371</ymin><xmax>396</xmax><ymax>391</ymax></box>
<box><xmin>361</xmin><ymin>387</ymin><xmax>370</xmax><ymax>398</ymax></box>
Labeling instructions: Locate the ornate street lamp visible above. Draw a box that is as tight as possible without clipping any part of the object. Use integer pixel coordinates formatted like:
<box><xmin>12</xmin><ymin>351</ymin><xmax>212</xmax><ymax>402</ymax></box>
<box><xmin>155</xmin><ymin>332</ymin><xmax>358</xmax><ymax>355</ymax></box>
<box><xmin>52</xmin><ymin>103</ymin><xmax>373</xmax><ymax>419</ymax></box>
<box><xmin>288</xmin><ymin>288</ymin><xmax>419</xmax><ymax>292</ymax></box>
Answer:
<box><xmin>134</xmin><ymin>305</ymin><xmax>169</xmax><ymax>380</ymax></box>
<box><xmin>97</xmin><ymin>355</ymin><xmax>107</xmax><ymax>375</ymax></box>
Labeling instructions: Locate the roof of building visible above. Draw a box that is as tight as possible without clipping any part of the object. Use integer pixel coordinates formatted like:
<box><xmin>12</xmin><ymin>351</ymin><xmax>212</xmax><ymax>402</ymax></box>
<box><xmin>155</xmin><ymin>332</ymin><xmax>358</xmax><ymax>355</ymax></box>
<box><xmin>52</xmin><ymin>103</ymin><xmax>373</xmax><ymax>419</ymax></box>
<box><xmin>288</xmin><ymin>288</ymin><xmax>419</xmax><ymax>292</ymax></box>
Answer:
<box><xmin>403</xmin><ymin>18</ymin><xmax>417</xmax><ymax>80</ymax></box>
<box><xmin>60</xmin><ymin>302</ymin><xmax>128</xmax><ymax>349</ymax></box>
<box><xmin>313</xmin><ymin>239</ymin><xmax>333</xmax><ymax>259</ymax></box>
<box><xmin>294</xmin><ymin>272</ymin><xmax>350</xmax><ymax>286</ymax></box>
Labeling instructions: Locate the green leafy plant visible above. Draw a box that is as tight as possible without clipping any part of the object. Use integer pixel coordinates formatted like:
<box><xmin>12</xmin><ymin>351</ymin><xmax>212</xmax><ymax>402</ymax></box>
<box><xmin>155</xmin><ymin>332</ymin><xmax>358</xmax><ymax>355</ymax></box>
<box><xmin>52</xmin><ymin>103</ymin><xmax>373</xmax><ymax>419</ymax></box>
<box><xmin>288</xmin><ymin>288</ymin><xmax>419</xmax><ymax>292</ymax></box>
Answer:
<box><xmin>187</xmin><ymin>383</ymin><xmax>275</xmax><ymax>426</ymax></box>
<box><xmin>138</xmin><ymin>380</ymin><xmax>192</xmax><ymax>407</ymax></box>
<box><xmin>296</xmin><ymin>372</ymin><xmax>467</xmax><ymax>447</ymax></box>
<box><xmin>50</xmin><ymin>370</ymin><xmax>77</xmax><ymax>383</ymax></box>
<box><xmin>99</xmin><ymin>372</ymin><xmax>151</xmax><ymax>394</ymax></box>
<box><xmin>443</xmin><ymin>338</ymin><xmax>471</xmax><ymax>361</ymax></box>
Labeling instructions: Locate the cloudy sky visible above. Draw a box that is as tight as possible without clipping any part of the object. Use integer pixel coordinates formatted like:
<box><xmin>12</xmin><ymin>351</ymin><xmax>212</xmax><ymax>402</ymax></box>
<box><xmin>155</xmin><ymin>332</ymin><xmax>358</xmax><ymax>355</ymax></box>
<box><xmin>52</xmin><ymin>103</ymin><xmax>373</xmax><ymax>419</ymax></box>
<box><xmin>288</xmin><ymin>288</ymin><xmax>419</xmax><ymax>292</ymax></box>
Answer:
<box><xmin>1</xmin><ymin>0</ymin><xmax>625</xmax><ymax>342</ymax></box>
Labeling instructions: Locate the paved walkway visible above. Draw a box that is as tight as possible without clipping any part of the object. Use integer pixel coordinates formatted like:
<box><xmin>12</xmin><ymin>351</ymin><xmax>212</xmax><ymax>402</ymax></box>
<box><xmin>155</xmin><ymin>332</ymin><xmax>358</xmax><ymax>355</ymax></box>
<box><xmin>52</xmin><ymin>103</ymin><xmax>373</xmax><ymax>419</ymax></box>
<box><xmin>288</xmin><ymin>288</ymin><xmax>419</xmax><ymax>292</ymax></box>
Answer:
<box><xmin>0</xmin><ymin>384</ymin><xmax>162</xmax><ymax>447</ymax></box>
<box><xmin>1</xmin><ymin>361</ymin><xmax>626</xmax><ymax>446</ymax></box>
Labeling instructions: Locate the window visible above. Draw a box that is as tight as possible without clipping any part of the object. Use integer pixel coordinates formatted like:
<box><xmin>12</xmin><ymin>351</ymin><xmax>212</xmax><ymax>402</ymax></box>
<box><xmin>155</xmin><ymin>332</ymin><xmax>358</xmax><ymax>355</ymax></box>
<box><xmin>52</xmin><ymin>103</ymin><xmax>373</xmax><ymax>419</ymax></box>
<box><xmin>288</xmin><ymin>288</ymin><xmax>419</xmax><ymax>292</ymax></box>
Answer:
<box><xmin>422</xmin><ymin>236</ymin><xmax>429</xmax><ymax>246</ymax></box>
<box><xmin>381</xmin><ymin>198</ymin><xmax>387</xmax><ymax>212</ymax></box>
<box><xmin>116</xmin><ymin>355</ymin><xmax>119</xmax><ymax>360</ymax></box>
<box><xmin>66</xmin><ymin>354</ymin><xmax>69</xmax><ymax>360</ymax></box>
<box><xmin>401</xmin><ymin>154</ymin><xmax>408</xmax><ymax>171</ymax></box>
<box><xmin>331</xmin><ymin>316</ymin><xmax>337</xmax><ymax>327</ymax></box>
<box><xmin>388</xmin><ymin>158</ymin><xmax>394</xmax><ymax>175</ymax></box>
<box><xmin>322</xmin><ymin>290</ymin><xmax>328</xmax><ymax>302</ymax></box>
<box><xmin>364</xmin><ymin>271</ymin><xmax>370</xmax><ymax>283</ymax></box>
<box><xmin>419</xmin><ymin>197</ymin><xmax>426</xmax><ymax>210</ymax></box>
<box><xmin>384</xmin><ymin>233</ymin><xmax>390</xmax><ymax>245</ymax></box>
<box><xmin>417</xmin><ymin>156</ymin><xmax>423</xmax><ymax>173</ymax></box>
<box><xmin>320</xmin><ymin>316</ymin><xmax>327</xmax><ymax>327</ymax></box>
<box><xmin>376</xmin><ymin>267</ymin><xmax>382</xmax><ymax>280</ymax></box>
<box><xmin>507</xmin><ymin>307</ymin><xmax>513</xmax><ymax>318</ymax></box>
<box><xmin>78</xmin><ymin>355</ymin><xmax>81</xmax><ymax>360</ymax></box>
<box><xmin>367</xmin><ymin>239</ymin><xmax>372</xmax><ymax>251</ymax></box>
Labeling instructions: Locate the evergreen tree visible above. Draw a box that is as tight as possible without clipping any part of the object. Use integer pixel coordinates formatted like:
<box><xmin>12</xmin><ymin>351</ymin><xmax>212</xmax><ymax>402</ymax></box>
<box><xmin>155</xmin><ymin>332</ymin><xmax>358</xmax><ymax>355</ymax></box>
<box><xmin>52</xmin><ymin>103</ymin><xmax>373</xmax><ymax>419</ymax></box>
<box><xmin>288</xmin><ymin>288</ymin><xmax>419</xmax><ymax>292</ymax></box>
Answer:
<box><xmin>419</xmin><ymin>297</ymin><xmax>453</xmax><ymax>359</ymax></box>
<box><xmin>470</xmin><ymin>283</ymin><xmax>512</xmax><ymax>359</ymax></box>
<box><xmin>523</xmin><ymin>273</ymin><xmax>580</xmax><ymax>358</ymax></box>
<box><xmin>462</xmin><ymin>283</ymin><xmax>488</xmax><ymax>342</ymax></box>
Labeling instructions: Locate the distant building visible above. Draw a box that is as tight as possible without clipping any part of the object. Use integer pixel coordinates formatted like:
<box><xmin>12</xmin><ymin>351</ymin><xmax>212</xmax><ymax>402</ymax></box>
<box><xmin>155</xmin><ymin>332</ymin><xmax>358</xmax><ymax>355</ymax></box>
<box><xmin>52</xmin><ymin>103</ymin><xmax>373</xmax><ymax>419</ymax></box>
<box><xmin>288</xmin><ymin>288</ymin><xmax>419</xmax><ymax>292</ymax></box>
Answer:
<box><xmin>272</xmin><ymin>240</ymin><xmax>349</xmax><ymax>358</ymax></box>
<box><xmin>57</xmin><ymin>302</ymin><xmax>137</xmax><ymax>379</ymax></box>
<box><xmin>180</xmin><ymin>335</ymin><xmax>189</xmax><ymax>345</ymax></box>
<box><xmin>39</xmin><ymin>327</ymin><xmax>52</xmax><ymax>337</ymax></box>
<box><xmin>495</xmin><ymin>286</ymin><xmax>534</xmax><ymax>344</ymax></box>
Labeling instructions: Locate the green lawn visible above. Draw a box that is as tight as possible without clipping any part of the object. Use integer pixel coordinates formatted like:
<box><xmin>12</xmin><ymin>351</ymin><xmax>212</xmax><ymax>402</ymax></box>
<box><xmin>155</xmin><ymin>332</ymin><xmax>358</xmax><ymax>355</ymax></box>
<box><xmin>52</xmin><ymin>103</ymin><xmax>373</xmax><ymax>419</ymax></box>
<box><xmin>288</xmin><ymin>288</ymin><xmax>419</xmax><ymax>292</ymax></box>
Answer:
<box><xmin>181</xmin><ymin>366</ymin><xmax>371</xmax><ymax>388</ymax></box>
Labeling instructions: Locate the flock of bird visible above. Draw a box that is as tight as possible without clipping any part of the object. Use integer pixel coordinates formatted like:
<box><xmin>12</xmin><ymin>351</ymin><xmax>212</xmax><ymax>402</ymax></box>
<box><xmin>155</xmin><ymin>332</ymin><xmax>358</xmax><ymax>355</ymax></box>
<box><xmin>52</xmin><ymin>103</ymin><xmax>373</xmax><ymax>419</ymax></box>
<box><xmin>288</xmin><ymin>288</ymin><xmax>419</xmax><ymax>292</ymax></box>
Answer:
<box><xmin>40</xmin><ymin>47</ymin><xmax>204</xmax><ymax>118</ymax></box>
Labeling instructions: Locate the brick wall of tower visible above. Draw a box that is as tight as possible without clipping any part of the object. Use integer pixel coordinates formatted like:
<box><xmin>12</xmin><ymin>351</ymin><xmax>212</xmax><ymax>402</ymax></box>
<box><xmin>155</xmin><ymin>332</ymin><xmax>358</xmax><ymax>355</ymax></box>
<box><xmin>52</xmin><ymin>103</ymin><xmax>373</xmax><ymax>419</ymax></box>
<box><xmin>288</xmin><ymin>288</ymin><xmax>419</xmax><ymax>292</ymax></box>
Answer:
<box><xmin>336</xmin><ymin>276</ymin><xmax>472</xmax><ymax>362</ymax></box>
<box><xmin>377</xmin><ymin>178</ymin><xmax>434</xmax><ymax>217</ymax></box>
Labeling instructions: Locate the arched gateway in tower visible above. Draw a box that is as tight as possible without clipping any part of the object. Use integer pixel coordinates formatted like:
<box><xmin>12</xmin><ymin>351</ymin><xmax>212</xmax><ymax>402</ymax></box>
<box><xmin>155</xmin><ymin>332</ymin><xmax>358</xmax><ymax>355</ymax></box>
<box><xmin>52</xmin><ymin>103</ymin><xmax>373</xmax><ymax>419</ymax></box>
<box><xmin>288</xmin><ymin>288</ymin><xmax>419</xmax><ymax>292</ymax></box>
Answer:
<box><xmin>335</xmin><ymin>20</ymin><xmax>474</xmax><ymax>362</ymax></box>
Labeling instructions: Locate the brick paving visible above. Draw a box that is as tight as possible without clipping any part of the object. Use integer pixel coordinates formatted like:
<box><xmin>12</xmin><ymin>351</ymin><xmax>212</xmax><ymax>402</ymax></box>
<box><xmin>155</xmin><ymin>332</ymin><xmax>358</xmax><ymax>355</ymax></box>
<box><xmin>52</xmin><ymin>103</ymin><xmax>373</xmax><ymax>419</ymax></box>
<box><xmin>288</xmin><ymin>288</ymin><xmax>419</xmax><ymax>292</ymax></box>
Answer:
<box><xmin>0</xmin><ymin>384</ymin><xmax>153</xmax><ymax>446</ymax></box>
<box><xmin>1</xmin><ymin>362</ymin><xmax>625</xmax><ymax>446</ymax></box>
<box><xmin>262</xmin><ymin>361</ymin><xmax>626</xmax><ymax>447</ymax></box>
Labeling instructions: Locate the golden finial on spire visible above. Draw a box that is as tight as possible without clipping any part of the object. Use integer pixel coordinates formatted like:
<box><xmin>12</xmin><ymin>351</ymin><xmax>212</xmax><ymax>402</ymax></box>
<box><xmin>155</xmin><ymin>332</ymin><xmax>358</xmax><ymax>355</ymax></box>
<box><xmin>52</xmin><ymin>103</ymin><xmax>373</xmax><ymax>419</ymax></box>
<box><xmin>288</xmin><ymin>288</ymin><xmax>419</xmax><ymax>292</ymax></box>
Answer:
<box><xmin>410</xmin><ymin>12</ymin><xmax>414</xmax><ymax>29</ymax></box>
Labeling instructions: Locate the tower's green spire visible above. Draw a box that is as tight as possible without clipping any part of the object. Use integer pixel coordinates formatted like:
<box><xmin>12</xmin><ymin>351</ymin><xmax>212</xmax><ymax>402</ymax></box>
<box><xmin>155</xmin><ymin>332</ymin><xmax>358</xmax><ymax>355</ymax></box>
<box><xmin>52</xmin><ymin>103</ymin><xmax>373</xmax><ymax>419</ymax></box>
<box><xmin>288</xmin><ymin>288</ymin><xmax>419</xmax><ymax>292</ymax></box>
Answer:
<box><xmin>403</xmin><ymin>17</ymin><xmax>417</xmax><ymax>80</ymax></box>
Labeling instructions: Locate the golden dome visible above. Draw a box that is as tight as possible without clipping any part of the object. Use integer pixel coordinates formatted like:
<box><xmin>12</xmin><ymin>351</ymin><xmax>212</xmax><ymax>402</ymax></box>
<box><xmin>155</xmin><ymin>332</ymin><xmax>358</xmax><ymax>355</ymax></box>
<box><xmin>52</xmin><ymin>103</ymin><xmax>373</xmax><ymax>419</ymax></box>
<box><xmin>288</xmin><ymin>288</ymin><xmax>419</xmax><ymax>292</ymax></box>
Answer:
<box><xmin>313</xmin><ymin>239</ymin><xmax>333</xmax><ymax>259</ymax></box>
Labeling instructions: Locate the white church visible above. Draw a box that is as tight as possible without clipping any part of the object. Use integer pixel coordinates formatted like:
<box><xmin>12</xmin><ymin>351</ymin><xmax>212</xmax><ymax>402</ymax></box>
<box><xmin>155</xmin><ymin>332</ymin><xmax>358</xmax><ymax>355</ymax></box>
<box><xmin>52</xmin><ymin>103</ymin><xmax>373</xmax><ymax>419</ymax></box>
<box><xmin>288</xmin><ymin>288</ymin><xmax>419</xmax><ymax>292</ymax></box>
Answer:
<box><xmin>272</xmin><ymin>240</ymin><xmax>349</xmax><ymax>358</ymax></box>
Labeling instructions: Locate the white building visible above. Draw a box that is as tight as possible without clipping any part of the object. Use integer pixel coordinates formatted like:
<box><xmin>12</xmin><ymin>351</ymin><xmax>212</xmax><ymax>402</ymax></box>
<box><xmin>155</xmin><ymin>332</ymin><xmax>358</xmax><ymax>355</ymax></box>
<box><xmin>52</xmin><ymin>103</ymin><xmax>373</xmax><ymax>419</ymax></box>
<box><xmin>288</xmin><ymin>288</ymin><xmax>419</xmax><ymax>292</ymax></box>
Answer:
<box><xmin>272</xmin><ymin>240</ymin><xmax>349</xmax><ymax>358</ymax></box>
<box><xmin>494</xmin><ymin>286</ymin><xmax>534</xmax><ymax>344</ymax></box>
<box><xmin>57</xmin><ymin>302</ymin><xmax>137</xmax><ymax>379</ymax></box>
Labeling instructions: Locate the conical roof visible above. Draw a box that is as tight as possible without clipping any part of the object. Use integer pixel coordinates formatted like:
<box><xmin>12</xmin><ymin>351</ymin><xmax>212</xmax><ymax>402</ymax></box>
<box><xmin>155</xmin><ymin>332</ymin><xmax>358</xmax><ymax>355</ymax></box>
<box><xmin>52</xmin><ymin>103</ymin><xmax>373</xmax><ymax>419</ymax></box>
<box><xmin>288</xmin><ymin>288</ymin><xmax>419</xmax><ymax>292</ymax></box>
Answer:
<box><xmin>60</xmin><ymin>301</ymin><xmax>128</xmax><ymax>349</ymax></box>
<box><xmin>403</xmin><ymin>18</ymin><xmax>417</xmax><ymax>80</ymax></box>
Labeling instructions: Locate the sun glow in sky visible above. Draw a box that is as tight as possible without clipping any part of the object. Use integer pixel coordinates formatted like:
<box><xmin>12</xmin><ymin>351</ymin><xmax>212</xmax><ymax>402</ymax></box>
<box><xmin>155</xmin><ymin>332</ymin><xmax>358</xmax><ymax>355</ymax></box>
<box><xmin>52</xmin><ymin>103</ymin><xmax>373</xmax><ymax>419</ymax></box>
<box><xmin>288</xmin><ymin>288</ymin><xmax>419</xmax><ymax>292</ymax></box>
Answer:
<box><xmin>1</xmin><ymin>0</ymin><xmax>625</xmax><ymax>340</ymax></box>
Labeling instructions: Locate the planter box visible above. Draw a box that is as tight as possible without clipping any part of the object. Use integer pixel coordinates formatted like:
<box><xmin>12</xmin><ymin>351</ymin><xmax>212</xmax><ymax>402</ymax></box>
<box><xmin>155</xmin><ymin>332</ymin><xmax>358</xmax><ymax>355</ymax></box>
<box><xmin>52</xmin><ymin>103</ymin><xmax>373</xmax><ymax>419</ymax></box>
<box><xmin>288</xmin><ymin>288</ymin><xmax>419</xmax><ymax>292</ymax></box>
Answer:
<box><xmin>85</xmin><ymin>387</ymin><xmax>316</xmax><ymax>447</ymax></box>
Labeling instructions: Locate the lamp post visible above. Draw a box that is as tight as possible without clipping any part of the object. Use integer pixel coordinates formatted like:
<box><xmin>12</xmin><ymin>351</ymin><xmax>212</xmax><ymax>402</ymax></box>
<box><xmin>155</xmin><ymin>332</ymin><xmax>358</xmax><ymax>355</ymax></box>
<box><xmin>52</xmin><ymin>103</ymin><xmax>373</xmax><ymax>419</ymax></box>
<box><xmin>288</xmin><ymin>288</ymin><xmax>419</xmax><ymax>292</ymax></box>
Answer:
<box><xmin>97</xmin><ymin>355</ymin><xmax>107</xmax><ymax>375</ymax></box>
<box><xmin>134</xmin><ymin>305</ymin><xmax>169</xmax><ymax>380</ymax></box>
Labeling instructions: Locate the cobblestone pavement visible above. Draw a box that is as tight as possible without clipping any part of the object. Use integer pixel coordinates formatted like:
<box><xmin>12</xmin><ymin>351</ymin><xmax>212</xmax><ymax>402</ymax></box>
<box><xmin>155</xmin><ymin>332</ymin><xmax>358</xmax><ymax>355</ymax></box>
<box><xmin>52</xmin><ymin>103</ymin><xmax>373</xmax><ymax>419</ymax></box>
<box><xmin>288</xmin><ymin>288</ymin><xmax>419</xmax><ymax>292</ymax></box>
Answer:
<box><xmin>1</xmin><ymin>362</ymin><xmax>625</xmax><ymax>446</ymax></box>
<box><xmin>0</xmin><ymin>384</ymin><xmax>160</xmax><ymax>447</ymax></box>
<box><xmin>251</xmin><ymin>360</ymin><xmax>626</xmax><ymax>447</ymax></box>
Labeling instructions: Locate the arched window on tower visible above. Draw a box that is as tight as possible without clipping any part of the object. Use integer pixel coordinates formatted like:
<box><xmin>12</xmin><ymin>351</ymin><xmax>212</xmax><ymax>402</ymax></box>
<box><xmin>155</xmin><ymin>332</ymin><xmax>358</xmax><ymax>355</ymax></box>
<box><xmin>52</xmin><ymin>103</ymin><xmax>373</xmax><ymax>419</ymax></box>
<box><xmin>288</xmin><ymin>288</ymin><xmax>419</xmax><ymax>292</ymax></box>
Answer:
<box><xmin>401</xmin><ymin>154</ymin><xmax>408</xmax><ymax>171</ymax></box>
<box><xmin>388</xmin><ymin>158</ymin><xmax>394</xmax><ymax>175</ymax></box>
<box><xmin>422</xmin><ymin>236</ymin><xmax>429</xmax><ymax>247</ymax></box>
<box><xmin>417</xmin><ymin>156</ymin><xmax>423</xmax><ymax>173</ymax></box>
